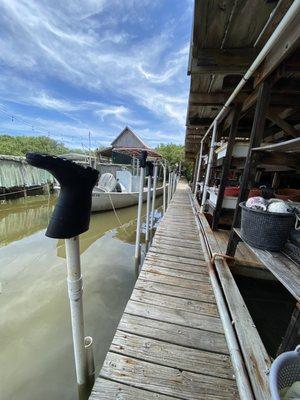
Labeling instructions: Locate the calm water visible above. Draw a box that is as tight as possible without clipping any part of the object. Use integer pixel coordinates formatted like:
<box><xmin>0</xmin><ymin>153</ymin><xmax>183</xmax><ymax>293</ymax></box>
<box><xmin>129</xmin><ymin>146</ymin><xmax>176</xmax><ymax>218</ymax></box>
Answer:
<box><xmin>0</xmin><ymin>194</ymin><xmax>159</xmax><ymax>400</ymax></box>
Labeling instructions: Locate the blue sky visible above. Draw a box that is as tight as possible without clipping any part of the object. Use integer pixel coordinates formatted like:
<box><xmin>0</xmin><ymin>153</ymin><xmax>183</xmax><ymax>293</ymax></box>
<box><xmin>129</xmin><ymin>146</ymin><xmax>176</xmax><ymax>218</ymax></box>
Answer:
<box><xmin>0</xmin><ymin>0</ymin><xmax>193</xmax><ymax>150</ymax></box>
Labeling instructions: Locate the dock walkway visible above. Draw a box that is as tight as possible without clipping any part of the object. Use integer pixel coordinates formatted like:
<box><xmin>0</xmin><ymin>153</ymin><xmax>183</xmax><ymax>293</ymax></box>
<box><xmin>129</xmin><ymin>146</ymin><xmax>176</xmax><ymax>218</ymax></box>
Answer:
<box><xmin>90</xmin><ymin>182</ymin><xmax>239</xmax><ymax>399</ymax></box>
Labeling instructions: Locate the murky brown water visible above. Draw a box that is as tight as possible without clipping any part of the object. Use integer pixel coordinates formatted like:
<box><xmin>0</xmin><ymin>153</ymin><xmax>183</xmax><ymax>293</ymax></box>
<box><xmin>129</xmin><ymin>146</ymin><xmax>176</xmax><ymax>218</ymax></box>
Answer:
<box><xmin>0</xmin><ymin>194</ymin><xmax>161</xmax><ymax>400</ymax></box>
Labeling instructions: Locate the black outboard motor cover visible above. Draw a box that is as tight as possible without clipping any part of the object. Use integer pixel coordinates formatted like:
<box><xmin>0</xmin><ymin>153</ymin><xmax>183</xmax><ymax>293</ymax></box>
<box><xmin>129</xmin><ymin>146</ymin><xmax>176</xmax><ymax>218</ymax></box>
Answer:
<box><xmin>26</xmin><ymin>153</ymin><xmax>99</xmax><ymax>239</ymax></box>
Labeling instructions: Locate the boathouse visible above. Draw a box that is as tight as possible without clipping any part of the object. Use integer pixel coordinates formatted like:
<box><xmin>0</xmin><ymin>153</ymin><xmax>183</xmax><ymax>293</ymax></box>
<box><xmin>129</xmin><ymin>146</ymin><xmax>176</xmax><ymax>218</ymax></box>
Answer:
<box><xmin>88</xmin><ymin>1</ymin><xmax>300</xmax><ymax>399</ymax></box>
<box><xmin>98</xmin><ymin>126</ymin><xmax>161</xmax><ymax>164</ymax></box>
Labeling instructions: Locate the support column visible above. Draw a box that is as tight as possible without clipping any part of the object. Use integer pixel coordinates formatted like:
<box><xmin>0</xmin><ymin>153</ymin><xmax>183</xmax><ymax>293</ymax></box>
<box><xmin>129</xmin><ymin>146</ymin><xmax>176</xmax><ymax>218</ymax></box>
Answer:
<box><xmin>227</xmin><ymin>79</ymin><xmax>272</xmax><ymax>256</ymax></box>
<box><xmin>212</xmin><ymin>105</ymin><xmax>241</xmax><ymax>230</ymax></box>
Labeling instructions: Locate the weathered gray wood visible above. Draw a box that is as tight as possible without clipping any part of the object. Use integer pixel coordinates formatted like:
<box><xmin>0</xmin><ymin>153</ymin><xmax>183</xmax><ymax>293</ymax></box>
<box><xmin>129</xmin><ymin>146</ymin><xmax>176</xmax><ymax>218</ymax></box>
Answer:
<box><xmin>118</xmin><ymin>314</ymin><xmax>229</xmax><ymax>354</ymax></box>
<box><xmin>90</xmin><ymin>378</ymin><xmax>178</xmax><ymax>399</ymax></box>
<box><xmin>131</xmin><ymin>289</ymin><xmax>218</xmax><ymax>317</ymax></box>
<box><xmin>235</xmin><ymin>229</ymin><xmax>300</xmax><ymax>302</ymax></box>
<box><xmin>125</xmin><ymin>300</ymin><xmax>223</xmax><ymax>334</ymax></box>
<box><xmin>135</xmin><ymin>279</ymin><xmax>216</xmax><ymax>303</ymax></box>
<box><xmin>91</xmin><ymin>183</ymin><xmax>242</xmax><ymax>400</ymax></box>
<box><xmin>144</xmin><ymin>256</ymin><xmax>208</xmax><ymax>273</ymax></box>
<box><xmin>111</xmin><ymin>330</ymin><xmax>234</xmax><ymax>379</ymax></box>
<box><xmin>142</xmin><ymin>265</ymin><xmax>210</xmax><ymax>283</ymax></box>
<box><xmin>100</xmin><ymin>353</ymin><xmax>239</xmax><ymax>400</ymax></box>
<box><xmin>138</xmin><ymin>270</ymin><xmax>213</xmax><ymax>292</ymax></box>
<box><xmin>148</xmin><ymin>248</ymin><xmax>205</xmax><ymax>262</ymax></box>
<box><xmin>199</xmin><ymin>213</ymin><xmax>272</xmax><ymax>400</ymax></box>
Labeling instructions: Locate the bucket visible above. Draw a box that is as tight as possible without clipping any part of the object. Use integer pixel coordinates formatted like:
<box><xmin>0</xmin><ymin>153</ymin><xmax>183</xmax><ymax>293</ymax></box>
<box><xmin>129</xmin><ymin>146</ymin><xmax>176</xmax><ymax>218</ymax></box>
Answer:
<box><xmin>240</xmin><ymin>202</ymin><xmax>295</xmax><ymax>251</ymax></box>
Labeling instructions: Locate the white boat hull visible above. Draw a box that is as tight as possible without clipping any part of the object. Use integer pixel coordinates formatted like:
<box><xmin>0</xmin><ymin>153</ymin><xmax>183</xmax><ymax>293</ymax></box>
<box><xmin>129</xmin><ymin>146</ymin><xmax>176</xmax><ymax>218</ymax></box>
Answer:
<box><xmin>91</xmin><ymin>186</ymin><xmax>165</xmax><ymax>212</ymax></box>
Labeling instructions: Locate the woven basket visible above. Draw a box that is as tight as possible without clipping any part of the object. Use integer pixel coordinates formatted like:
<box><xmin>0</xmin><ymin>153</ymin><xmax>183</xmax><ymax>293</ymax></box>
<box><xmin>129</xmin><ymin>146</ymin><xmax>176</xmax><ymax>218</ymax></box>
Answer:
<box><xmin>240</xmin><ymin>202</ymin><xmax>295</xmax><ymax>251</ymax></box>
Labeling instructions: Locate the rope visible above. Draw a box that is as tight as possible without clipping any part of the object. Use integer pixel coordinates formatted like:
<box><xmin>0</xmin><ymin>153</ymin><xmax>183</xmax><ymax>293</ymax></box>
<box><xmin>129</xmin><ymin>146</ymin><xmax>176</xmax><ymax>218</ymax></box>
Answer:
<box><xmin>107</xmin><ymin>192</ymin><xmax>131</xmax><ymax>237</ymax></box>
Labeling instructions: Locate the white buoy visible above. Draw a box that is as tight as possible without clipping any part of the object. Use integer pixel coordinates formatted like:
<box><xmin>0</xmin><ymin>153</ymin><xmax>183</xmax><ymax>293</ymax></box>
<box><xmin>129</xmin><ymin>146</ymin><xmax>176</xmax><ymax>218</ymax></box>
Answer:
<box><xmin>134</xmin><ymin>162</ymin><xmax>145</xmax><ymax>270</ymax></box>
<box><xmin>145</xmin><ymin>175</ymin><xmax>152</xmax><ymax>251</ymax></box>
<box><xmin>65</xmin><ymin>237</ymin><xmax>89</xmax><ymax>397</ymax></box>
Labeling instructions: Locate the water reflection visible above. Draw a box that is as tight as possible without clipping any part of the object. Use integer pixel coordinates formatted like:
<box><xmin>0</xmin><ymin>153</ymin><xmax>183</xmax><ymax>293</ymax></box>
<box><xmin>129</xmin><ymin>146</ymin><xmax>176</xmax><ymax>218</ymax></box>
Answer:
<box><xmin>0</xmin><ymin>194</ymin><xmax>163</xmax><ymax>400</ymax></box>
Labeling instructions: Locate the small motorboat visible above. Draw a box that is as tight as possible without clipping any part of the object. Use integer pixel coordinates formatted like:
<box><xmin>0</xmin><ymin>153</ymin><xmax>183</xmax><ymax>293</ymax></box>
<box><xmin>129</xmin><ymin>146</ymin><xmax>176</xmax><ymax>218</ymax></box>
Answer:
<box><xmin>91</xmin><ymin>171</ymin><xmax>164</xmax><ymax>212</ymax></box>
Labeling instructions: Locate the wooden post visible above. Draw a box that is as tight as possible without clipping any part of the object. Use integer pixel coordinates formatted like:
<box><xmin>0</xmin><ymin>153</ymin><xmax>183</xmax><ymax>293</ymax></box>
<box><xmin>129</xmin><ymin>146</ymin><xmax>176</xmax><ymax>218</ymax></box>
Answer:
<box><xmin>212</xmin><ymin>106</ymin><xmax>241</xmax><ymax>230</ymax></box>
<box><xmin>277</xmin><ymin>302</ymin><xmax>300</xmax><ymax>355</ymax></box>
<box><xmin>227</xmin><ymin>79</ymin><xmax>272</xmax><ymax>256</ymax></box>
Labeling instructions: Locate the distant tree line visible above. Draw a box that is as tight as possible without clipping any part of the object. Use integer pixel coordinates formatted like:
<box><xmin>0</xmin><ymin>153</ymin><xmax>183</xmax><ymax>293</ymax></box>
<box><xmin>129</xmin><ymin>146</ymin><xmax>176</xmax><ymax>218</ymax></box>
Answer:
<box><xmin>0</xmin><ymin>134</ymin><xmax>86</xmax><ymax>156</ymax></box>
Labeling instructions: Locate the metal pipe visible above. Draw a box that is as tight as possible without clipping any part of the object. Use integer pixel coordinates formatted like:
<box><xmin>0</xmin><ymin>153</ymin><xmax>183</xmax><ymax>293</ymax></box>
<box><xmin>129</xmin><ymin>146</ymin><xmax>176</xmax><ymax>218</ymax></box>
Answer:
<box><xmin>163</xmin><ymin>162</ymin><xmax>167</xmax><ymax>214</ymax></box>
<box><xmin>189</xmin><ymin>195</ymin><xmax>254</xmax><ymax>400</ymax></box>
<box><xmin>150</xmin><ymin>162</ymin><xmax>158</xmax><ymax>232</ymax></box>
<box><xmin>145</xmin><ymin>175</ymin><xmax>152</xmax><ymax>250</ymax></box>
<box><xmin>65</xmin><ymin>237</ymin><xmax>88</xmax><ymax>392</ymax></box>
<box><xmin>167</xmin><ymin>168</ymin><xmax>171</xmax><ymax>205</ymax></box>
<box><xmin>194</xmin><ymin>141</ymin><xmax>203</xmax><ymax>196</ymax></box>
<box><xmin>84</xmin><ymin>336</ymin><xmax>95</xmax><ymax>388</ymax></box>
<box><xmin>134</xmin><ymin>165</ymin><xmax>145</xmax><ymax>269</ymax></box>
<box><xmin>201</xmin><ymin>121</ymin><xmax>217</xmax><ymax>210</ymax></box>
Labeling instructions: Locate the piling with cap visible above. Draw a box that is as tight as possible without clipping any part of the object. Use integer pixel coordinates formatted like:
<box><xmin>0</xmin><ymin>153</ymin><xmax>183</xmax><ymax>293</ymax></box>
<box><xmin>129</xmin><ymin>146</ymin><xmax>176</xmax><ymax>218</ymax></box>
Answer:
<box><xmin>25</xmin><ymin>152</ymin><xmax>99</xmax><ymax>400</ymax></box>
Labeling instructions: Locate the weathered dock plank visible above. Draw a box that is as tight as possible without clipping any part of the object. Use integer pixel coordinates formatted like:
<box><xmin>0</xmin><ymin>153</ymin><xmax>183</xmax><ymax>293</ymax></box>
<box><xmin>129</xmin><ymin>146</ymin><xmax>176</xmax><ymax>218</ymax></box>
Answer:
<box><xmin>90</xmin><ymin>182</ymin><xmax>239</xmax><ymax>399</ymax></box>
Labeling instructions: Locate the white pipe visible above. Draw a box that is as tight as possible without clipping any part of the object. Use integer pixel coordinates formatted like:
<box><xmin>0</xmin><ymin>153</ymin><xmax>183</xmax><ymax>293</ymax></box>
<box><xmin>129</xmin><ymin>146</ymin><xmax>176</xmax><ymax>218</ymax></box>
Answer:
<box><xmin>167</xmin><ymin>169</ymin><xmax>171</xmax><ymax>205</ymax></box>
<box><xmin>163</xmin><ymin>163</ymin><xmax>167</xmax><ymax>214</ymax></box>
<box><xmin>65</xmin><ymin>237</ymin><xmax>87</xmax><ymax>388</ymax></box>
<box><xmin>84</xmin><ymin>336</ymin><xmax>95</xmax><ymax>388</ymax></box>
<box><xmin>134</xmin><ymin>165</ymin><xmax>145</xmax><ymax>269</ymax></box>
<box><xmin>194</xmin><ymin>141</ymin><xmax>203</xmax><ymax>196</ymax></box>
<box><xmin>145</xmin><ymin>176</ymin><xmax>151</xmax><ymax>249</ymax></box>
<box><xmin>150</xmin><ymin>163</ymin><xmax>158</xmax><ymax>231</ymax></box>
<box><xmin>173</xmin><ymin>172</ymin><xmax>177</xmax><ymax>195</ymax></box>
<box><xmin>201</xmin><ymin>121</ymin><xmax>217</xmax><ymax>210</ymax></box>
<box><xmin>198</xmin><ymin>1</ymin><xmax>300</xmax><ymax>145</ymax></box>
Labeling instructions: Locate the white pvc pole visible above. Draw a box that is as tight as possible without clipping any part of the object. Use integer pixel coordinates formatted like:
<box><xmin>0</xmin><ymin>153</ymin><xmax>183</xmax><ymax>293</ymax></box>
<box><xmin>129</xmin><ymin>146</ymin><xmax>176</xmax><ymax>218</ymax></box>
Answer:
<box><xmin>84</xmin><ymin>336</ymin><xmax>95</xmax><ymax>389</ymax></box>
<box><xmin>134</xmin><ymin>165</ymin><xmax>145</xmax><ymax>269</ymax></box>
<box><xmin>65</xmin><ymin>237</ymin><xmax>88</xmax><ymax>393</ymax></box>
<box><xmin>163</xmin><ymin>163</ymin><xmax>167</xmax><ymax>214</ymax></box>
<box><xmin>201</xmin><ymin>121</ymin><xmax>218</xmax><ymax>211</ymax></box>
<box><xmin>150</xmin><ymin>163</ymin><xmax>158</xmax><ymax>232</ymax></box>
<box><xmin>145</xmin><ymin>176</ymin><xmax>152</xmax><ymax>250</ymax></box>
<box><xmin>167</xmin><ymin>169</ymin><xmax>171</xmax><ymax>205</ymax></box>
<box><xmin>194</xmin><ymin>141</ymin><xmax>203</xmax><ymax>196</ymax></box>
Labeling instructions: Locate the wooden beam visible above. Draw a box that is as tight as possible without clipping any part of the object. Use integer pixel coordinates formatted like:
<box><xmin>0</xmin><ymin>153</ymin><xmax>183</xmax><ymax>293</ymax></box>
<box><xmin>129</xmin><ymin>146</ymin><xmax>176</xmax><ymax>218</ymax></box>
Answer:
<box><xmin>190</xmin><ymin>48</ymin><xmax>257</xmax><ymax>74</ymax></box>
<box><xmin>189</xmin><ymin>92</ymin><xmax>247</xmax><ymax>106</ymax></box>
<box><xmin>255</xmin><ymin>9</ymin><xmax>300</xmax><ymax>87</ymax></box>
<box><xmin>266</xmin><ymin>109</ymin><xmax>300</xmax><ymax>138</ymax></box>
<box><xmin>254</xmin><ymin>0</ymin><xmax>294</xmax><ymax>49</ymax></box>
<box><xmin>227</xmin><ymin>79</ymin><xmax>272</xmax><ymax>256</ymax></box>
<box><xmin>212</xmin><ymin>106</ymin><xmax>241</xmax><ymax>231</ymax></box>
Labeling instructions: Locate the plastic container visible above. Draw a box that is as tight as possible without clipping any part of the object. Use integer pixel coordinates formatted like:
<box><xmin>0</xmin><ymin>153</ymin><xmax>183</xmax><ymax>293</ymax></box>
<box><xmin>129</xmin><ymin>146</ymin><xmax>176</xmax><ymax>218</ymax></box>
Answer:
<box><xmin>240</xmin><ymin>202</ymin><xmax>295</xmax><ymax>251</ymax></box>
<box><xmin>269</xmin><ymin>346</ymin><xmax>300</xmax><ymax>400</ymax></box>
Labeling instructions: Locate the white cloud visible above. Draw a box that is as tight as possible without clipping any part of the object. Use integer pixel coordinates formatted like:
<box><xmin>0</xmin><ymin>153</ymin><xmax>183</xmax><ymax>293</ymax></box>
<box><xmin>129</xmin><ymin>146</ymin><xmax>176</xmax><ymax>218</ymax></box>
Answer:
<box><xmin>0</xmin><ymin>0</ymin><xmax>192</xmax><ymax>146</ymax></box>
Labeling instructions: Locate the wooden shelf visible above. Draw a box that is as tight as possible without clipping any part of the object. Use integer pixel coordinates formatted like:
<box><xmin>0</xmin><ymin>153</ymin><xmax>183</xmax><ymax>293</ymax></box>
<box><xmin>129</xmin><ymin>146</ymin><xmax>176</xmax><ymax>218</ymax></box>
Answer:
<box><xmin>252</xmin><ymin>138</ymin><xmax>300</xmax><ymax>153</ymax></box>
<box><xmin>234</xmin><ymin>228</ymin><xmax>300</xmax><ymax>302</ymax></box>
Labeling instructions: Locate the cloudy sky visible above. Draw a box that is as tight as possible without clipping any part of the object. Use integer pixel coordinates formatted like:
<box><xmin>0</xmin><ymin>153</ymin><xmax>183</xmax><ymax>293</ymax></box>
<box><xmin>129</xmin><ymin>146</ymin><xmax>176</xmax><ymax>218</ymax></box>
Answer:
<box><xmin>0</xmin><ymin>0</ymin><xmax>193</xmax><ymax>149</ymax></box>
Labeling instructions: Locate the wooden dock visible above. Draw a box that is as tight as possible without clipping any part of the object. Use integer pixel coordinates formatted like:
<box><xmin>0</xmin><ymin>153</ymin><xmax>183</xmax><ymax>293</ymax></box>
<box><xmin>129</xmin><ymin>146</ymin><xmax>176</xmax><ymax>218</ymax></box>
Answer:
<box><xmin>90</xmin><ymin>182</ymin><xmax>239</xmax><ymax>399</ymax></box>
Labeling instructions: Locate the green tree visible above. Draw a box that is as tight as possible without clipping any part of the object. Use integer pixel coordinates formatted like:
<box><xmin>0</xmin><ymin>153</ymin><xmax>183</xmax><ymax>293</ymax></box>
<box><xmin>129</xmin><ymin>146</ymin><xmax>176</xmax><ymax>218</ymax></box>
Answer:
<box><xmin>0</xmin><ymin>134</ymin><xmax>69</xmax><ymax>156</ymax></box>
<box><xmin>156</xmin><ymin>143</ymin><xmax>193</xmax><ymax>181</ymax></box>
